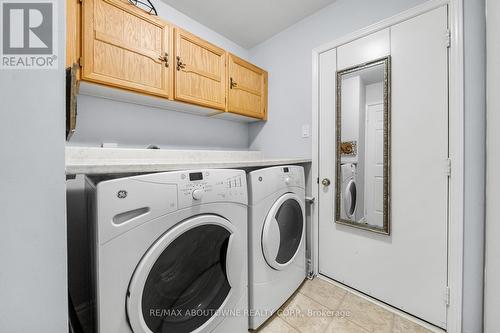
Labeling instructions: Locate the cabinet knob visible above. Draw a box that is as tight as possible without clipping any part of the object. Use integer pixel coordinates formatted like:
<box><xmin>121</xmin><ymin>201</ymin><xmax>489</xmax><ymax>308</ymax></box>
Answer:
<box><xmin>158</xmin><ymin>53</ymin><xmax>169</xmax><ymax>67</ymax></box>
<box><xmin>176</xmin><ymin>56</ymin><xmax>186</xmax><ymax>71</ymax></box>
<box><xmin>230</xmin><ymin>77</ymin><xmax>238</xmax><ymax>89</ymax></box>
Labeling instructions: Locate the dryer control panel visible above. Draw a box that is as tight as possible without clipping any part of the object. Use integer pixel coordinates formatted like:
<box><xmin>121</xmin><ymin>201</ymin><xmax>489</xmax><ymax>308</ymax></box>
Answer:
<box><xmin>247</xmin><ymin>165</ymin><xmax>305</xmax><ymax>204</ymax></box>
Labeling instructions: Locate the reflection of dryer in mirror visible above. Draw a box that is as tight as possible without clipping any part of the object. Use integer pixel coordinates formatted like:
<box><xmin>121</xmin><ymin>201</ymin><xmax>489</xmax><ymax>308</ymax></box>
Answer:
<box><xmin>340</xmin><ymin>163</ymin><xmax>357</xmax><ymax>221</ymax></box>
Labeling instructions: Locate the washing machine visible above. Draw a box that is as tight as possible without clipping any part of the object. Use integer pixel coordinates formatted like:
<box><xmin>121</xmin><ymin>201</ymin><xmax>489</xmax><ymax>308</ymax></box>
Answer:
<box><xmin>86</xmin><ymin>169</ymin><xmax>248</xmax><ymax>333</ymax></box>
<box><xmin>247</xmin><ymin>166</ymin><xmax>306</xmax><ymax>330</ymax></box>
<box><xmin>340</xmin><ymin>163</ymin><xmax>357</xmax><ymax>221</ymax></box>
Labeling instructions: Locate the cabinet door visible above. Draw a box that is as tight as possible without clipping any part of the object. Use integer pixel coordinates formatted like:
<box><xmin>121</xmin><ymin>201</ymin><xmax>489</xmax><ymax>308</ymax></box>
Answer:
<box><xmin>175</xmin><ymin>28</ymin><xmax>226</xmax><ymax>110</ymax></box>
<box><xmin>82</xmin><ymin>0</ymin><xmax>173</xmax><ymax>98</ymax></box>
<box><xmin>227</xmin><ymin>54</ymin><xmax>268</xmax><ymax>119</ymax></box>
<box><xmin>66</xmin><ymin>0</ymin><xmax>81</xmax><ymax>72</ymax></box>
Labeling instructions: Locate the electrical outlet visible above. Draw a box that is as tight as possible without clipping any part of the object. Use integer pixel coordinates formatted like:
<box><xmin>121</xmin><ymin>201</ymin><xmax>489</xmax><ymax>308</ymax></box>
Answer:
<box><xmin>302</xmin><ymin>125</ymin><xmax>310</xmax><ymax>138</ymax></box>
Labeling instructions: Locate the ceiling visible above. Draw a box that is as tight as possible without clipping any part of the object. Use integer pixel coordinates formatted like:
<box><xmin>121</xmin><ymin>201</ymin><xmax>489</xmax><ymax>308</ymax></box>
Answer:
<box><xmin>160</xmin><ymin>0</ymin><xmax>337</xmax><ymax>49</ymax></box>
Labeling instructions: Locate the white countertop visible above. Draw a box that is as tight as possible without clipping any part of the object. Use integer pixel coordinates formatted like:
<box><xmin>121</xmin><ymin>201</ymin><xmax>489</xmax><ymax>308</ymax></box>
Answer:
<box><xmin>66</xmin><ymin>147</ymin><xmax>311</xmax><ymax>175</ymax></box>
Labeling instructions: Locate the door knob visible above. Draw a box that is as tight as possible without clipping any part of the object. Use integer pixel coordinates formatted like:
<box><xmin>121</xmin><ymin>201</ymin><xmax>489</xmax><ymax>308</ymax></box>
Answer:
<box><xmin>322</xmin><ymin>178</ymin><xmax>331</xmax><ymax>186</ymax></box>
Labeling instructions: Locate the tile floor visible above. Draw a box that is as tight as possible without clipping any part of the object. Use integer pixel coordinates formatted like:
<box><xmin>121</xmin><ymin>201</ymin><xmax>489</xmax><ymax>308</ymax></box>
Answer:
<box><xmin>257</xmin><ymin>277</ymin><xmax>435</xmax><ymax>333</ymax></box>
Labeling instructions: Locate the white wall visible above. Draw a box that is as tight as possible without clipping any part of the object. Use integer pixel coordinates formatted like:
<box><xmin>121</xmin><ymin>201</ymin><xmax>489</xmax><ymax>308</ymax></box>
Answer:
<box><xmin>247</xmin><ymin>0</ymin><xmax>427</xmax><ymax>158</ymax></box>
<box><xmin>463</xmin><ymin>0</ymin><xmax>486</xmax><ymax>332</ymax></box>
<box><xmin>0</xmin><ymin>3</ymin><xmax>67</xmax><ymax>333</ymax></box>
<box><xmin>69</xmin><ymin>96</ymin><xmax>250</xmax><ymax>150</ymax></box>
<box><xmin>68</xmin><ymin>0</ymin><xmax>251</xmax><ymax>150</ymax></box>
<box><xmin>485</xmin><ymin>0</ymin><xmax>500</xmax><ymax>331</ymax></box>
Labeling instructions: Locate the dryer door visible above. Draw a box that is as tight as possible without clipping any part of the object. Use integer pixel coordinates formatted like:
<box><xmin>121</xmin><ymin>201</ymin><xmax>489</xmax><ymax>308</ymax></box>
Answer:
<box><xmin>262</xmin><ymin>193</ymin><xmax>305</xmax><ymax>270</ymax></box>
<box><xmin>343</xmin><ymin>179</ymin><xmax>357</xmax><ymax>219</ymax></box>
<box><xmin>127</xmin><ymin>215</ymin><xmax>243</xmax><ymax>333</ymax></box>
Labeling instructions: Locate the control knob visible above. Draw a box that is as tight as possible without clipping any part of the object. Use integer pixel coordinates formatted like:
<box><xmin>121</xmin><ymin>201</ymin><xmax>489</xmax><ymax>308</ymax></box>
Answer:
<box><xmin>285</xmin><ymin>177</ymin><xmax>291</xmax><ymax>185</ymax></box>
<box><xmin>192</xmin><ymin>189</ymin><xmax>204</xmax><ymax>200</ymax></box>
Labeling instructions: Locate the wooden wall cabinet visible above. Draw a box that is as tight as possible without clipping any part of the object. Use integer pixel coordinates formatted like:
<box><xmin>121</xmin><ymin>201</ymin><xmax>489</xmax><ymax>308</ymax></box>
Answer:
<box><xmin>81</xmin><ymin>0</ymin><xmax>173</xmax><ymax>98</ymax></box>
<box><xmin>69</xmin><ymin>0</ymin><xmax>268</xmax><ymax>120</ymax></box>
<box><xmin>174</xmin><ymin>28</ymin><xmax>227</xmax><ymax>110</ymax></box>
<box><xmin>66</xmin><ymin>0</ymin><xmax>81</xmax><ymax>75</ymax></box>
<box><xmin>226</xmin><ymin>53</ymin><xmax>268</xmax><ymax>120</ymax></box>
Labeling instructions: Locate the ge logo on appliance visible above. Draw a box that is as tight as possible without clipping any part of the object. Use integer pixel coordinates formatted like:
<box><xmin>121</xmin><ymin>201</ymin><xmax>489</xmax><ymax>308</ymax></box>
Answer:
<box><xmin>117</xmin><ymin>190</ymin><xmax>128</xmax><ymax>199</ymax></box>
<box><xmin>0</xmin><ymin>0</ymin><xmax>58</xmax><ymax>69</ymax></box>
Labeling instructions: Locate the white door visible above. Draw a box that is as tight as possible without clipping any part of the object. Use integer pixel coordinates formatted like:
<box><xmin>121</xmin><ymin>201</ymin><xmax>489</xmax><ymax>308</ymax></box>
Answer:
<box><xmin>318</xmin><ymin>6</ymin><xmax>449</xmax><ymax>328</ymax></box>
<box><xmin>364</xmin><ymin>103</ymin><xmax>384</xmax><ymax>228</ymax></box>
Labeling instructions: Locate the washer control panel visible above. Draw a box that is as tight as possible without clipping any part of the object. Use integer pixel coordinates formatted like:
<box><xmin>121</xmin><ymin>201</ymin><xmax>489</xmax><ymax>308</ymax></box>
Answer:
<box><xmin>177</xmin><ymin>169</ymin><xmax>247</xmax><ymax>207</ymax></box>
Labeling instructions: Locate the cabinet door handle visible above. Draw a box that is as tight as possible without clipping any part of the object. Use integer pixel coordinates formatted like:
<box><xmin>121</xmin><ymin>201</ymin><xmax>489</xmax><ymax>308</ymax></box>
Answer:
<box><xmin>230</xmin><ymin>77</ymin><xmax>238</xmax><ymax>89</ymax></box>
<box><xmin>322</xmin><ymin>178</ymin><xmax>331</xmax><ymax>186</ymax></box>
<box><xmin>176</xmin><ymin>56</ymin><xmax>186</xmax><ymax>71</ymax></box>
<box><xmin>158</xmin><ymin>52</ymin><xmax>169</xmax><ymax>67</ymax></box>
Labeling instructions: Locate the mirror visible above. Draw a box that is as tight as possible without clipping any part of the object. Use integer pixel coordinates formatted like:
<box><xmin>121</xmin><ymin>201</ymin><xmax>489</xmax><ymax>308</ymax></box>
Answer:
<box><xmin>335</xmin><ymin>56</ymin><xmax>391</xmax><ymax>235</ymax></box>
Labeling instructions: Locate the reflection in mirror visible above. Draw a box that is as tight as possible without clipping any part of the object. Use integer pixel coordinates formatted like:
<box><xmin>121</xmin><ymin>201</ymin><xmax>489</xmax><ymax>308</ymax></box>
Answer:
<box><xmin>335</xmin><ymin>57</ymin><xmax>390</xmax><ymax>234</ymax></box>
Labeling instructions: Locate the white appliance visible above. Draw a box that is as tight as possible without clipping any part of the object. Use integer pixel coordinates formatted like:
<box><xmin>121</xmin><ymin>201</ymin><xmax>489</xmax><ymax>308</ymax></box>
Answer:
<box><xmin>86</xmin><ymin>169</ymin><xmax>248</xmax><ymax>333</ymax></box>
<box><xmin>340</xmin><ymin>163</ymin><xmax>357</xmax><ymax>221</ymax></box>
<box><xmin>247</xmin><ymin>166</ymin><xmax>306</xmax><ymax>330</ymax></box>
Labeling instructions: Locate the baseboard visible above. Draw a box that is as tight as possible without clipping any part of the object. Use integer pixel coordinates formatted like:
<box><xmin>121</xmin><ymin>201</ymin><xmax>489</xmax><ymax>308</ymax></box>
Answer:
<box><xmin>317</xmin><ymin>274</ymin><xmax>445</xmax><ymax>333</ymax></box>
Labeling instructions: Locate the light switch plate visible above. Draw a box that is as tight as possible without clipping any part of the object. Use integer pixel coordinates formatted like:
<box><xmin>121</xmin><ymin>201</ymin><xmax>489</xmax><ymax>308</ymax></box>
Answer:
<box><xmin>302</xmin><ymin>125</ymin><xmax>310</xmax><ymax>138</ymax></box>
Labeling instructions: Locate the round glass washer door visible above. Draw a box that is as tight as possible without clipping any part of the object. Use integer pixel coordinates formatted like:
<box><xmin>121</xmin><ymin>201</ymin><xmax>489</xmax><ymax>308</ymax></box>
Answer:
<box><xmin>261</xmin><ymin>193</ymin><xmax>305</xmax><ymax>271</ymax></box>
<box><xmin>127</xmin><ymin>215</ymin><xmax>243</xmax><ymax>333</ymax></box>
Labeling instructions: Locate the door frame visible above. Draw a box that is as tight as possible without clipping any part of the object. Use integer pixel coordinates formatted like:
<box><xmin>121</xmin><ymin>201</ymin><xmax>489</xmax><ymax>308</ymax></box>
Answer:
<box><xmin>364</xmin><ymin>102</ymin><xmax>384</xmax><ymax>228</ymax></box>
<box><xmin>310</xmin><ymin>0</ymin><xmax>464</xmax><ymax>331</ymax></box>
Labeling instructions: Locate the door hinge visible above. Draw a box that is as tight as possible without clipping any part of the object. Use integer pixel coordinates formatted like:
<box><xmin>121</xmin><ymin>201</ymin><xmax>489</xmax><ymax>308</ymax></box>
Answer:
<box><xmin>77</xmin><ymin>57</ymin><xmax>83</xmax><ymax>68</ymax></box>
<box><xmin>444</xmin><ymin>286</ymin><xmax>450</xmax><ymax>306</ymax></box>
<box><xmin>446</xmin><ymin>158</ymin><xmax>452</xmax><ymax>177</ymax></box>
<box><xmin>445</xmin><ymin>29</ymin><xmax>451</xmax><ymax>48</ymax></box>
